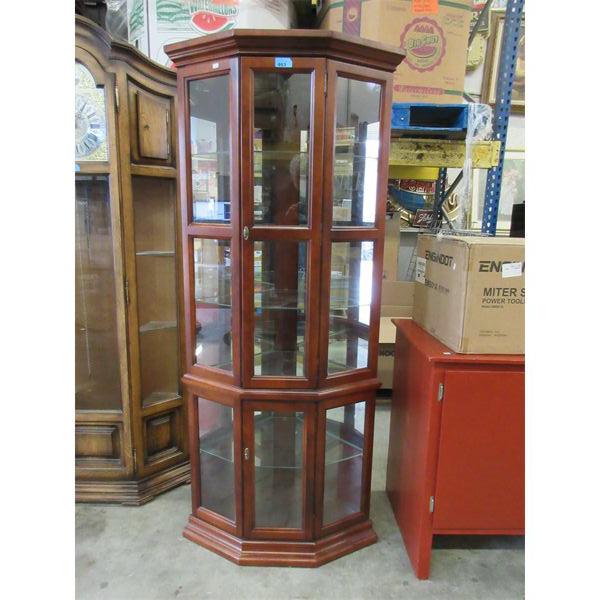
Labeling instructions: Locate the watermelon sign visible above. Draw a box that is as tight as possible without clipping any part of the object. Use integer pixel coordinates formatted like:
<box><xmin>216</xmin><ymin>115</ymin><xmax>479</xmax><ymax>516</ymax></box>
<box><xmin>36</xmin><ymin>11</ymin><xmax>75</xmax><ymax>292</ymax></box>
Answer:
<box><xmin>190</xmin><ymin>1</ymin><xmax>238</xmax><ymax>35</ymax></box>
<box><xmin>400</xmin><ymin>17</ymin><xmax>446</xmax><ymax>73</ymax></box>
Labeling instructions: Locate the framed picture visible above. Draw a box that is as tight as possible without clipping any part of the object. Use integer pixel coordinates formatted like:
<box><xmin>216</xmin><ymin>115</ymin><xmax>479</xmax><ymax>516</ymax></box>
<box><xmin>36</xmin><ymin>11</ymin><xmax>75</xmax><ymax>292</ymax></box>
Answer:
<box><xmin>470</xmin><ymin>150</ymin><xmax>525</xmax><ymax>233</ymax></box>
<box><xmin>481</xmin><ymin>9</ymin><xmax>525</xmax><ymax>114</ymax></box>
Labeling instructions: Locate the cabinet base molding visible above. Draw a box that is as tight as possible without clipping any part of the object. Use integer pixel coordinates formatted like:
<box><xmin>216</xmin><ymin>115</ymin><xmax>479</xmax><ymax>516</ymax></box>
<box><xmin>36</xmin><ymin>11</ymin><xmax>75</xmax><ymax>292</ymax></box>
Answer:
<box><xmin>183</xmin><ymin>516</ymin><xmax>378</xmax><ymax>567</ymax></box>
<box><xmin>76</xmin><ymin>461</ymin><xmax>191</xmax><ymax>506</ymax></box>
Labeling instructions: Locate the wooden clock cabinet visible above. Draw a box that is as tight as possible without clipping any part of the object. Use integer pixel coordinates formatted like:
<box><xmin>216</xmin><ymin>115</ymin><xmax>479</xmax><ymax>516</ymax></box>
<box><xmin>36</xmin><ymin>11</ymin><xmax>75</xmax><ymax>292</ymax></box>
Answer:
<box><xmin>166</xmin><ymin>30</ymin><xmax>404</xmax><ymax>566</ymax></box>
<box><xmin>75</xmin><ymin>16</ymin><xmax>189</xmax><ymax>504</ymax></box>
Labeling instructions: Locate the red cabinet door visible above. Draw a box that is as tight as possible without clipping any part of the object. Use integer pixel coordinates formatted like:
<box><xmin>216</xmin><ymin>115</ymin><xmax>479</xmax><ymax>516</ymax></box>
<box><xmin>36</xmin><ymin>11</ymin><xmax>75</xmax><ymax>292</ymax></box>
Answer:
<box><xmin>433</xmin><ymin>369</ymin><xmax>525</xmax><ymax>532</ymax></box>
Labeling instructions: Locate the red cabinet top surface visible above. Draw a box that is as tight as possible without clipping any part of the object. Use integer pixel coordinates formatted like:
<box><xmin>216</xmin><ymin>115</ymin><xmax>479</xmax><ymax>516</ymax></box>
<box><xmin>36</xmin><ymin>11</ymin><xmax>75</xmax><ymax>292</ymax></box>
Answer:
<box><xmin>392</xmin><ymin>319</ymin><xmax>524</xmax><ymax>367</ymax></box>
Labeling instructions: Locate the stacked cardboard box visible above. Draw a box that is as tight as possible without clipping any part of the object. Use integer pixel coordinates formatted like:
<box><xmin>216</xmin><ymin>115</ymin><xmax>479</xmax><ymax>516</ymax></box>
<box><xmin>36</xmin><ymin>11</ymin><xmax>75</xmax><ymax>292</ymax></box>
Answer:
<box><xmin>317</xmin><ymin>0</ymin><xmax>472</xmax><ymax>104</ymax></box>
<box><xmin>378</xmin><ymin>214</ymin><xmax>417</xmax><ymax>387</ymax></box>
<box><xmin>413</xmin><ymin>234</ymin><xmax>525</xmax><ymax>354</ymax></box>
<box><xmin>127</xmin><ymin>0</ymin><xmax>293</xmax><ymax>66</ymax></box>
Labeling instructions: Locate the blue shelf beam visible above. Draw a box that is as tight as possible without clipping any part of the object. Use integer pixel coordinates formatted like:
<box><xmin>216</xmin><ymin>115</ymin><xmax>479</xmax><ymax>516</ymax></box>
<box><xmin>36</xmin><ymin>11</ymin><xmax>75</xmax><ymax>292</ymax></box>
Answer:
<box><xmin>391</xmin><ymin>103</ymin><xmax>468</xmax><ymax>140</ymax></box>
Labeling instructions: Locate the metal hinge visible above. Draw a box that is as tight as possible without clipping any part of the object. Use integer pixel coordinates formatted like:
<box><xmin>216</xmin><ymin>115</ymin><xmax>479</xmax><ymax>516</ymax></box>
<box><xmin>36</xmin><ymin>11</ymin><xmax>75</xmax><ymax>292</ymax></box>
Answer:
<box><xmin>437</xmin><ymin>383</ymin><xmax>444</xmax><ymax>402</ymax></box>
<box><xmin>244</xmin><ymin>447</ymin><xmax>250</xmax><ymax>461</ymax></box>
<box><xmin>124</xmin><ymin>279</ymin><xmax>130</xmax><ymax>305</ymax></box>
<box><xmin>132</xmin><ymin>448</ymin><xmax>137</xmax><ymax>474</ymax></box>
<box><xmin>324</xmin><ymin>72</ymin><xmax>328</xmax><ymax>96</ymax></box>
<box><xmin>115</xmin><ymin>85</ymin><xmax>120</xmax><ymax>112</ymax></box>
<box><xmin>429</xmin><ymin>496</ymin><xmax>435</xmax><ymax>513</ymax></box>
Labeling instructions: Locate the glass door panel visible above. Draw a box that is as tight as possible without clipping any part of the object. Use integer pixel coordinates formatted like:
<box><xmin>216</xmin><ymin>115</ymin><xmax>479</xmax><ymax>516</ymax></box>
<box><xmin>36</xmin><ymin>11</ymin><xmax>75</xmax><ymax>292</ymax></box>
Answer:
<box><xmin>323</xmin><ymin>401</ymin><xmax>366</xmax><ymax>525</ymax></box>
<box><xmin>328</xmin><ymin>241</ymin><xmax>373</xmax><ymax>374</ymax></box>
<box><xmin>188</xmin><ymin>76</ymin><xmax>231</xmax><ymax>223</ymax></box>
<box><xmin>193</xmin><ymin>239</ymin><xmax>233</xmax><ymax>371</ymax></box>
<box><xmin>132</xmin><ymin>176</ymin><xmax>180</xmax><ymax>405</ymax></box>
<box><xmin>253</xmin><ymin>240</ymin><xmax>306</xmax><ymax>377</ymax></box>
<box><xmin>253</xmin><ymin>410</ymin><xmax>305</xmax><ymax>529</ymax></box>
<box><xmin>332</xmin><ymin>78</ymin><xmax>381</xmax><ymax>227</ymax></box>
<box><xmin>198</xmin><ymin>397</ymin><xmax>235</xmax><ymax>521</ymax></box>
<box><xmin>75</xmin><ymin>175</ymin><xmax>122</xmax><ymax>411</ymax></box>
<box><xmin>253</xmin><ymin>72</ymin><xmax>311</xmax><ymax>226</ymax></box>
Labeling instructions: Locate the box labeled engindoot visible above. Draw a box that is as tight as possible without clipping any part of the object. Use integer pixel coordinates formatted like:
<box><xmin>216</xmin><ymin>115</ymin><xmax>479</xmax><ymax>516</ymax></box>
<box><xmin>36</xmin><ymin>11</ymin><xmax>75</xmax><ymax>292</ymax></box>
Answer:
<box><xmin>413</xmin><ymin>235</ymin><xmax>525</xmax><ymax>354</ymax></box>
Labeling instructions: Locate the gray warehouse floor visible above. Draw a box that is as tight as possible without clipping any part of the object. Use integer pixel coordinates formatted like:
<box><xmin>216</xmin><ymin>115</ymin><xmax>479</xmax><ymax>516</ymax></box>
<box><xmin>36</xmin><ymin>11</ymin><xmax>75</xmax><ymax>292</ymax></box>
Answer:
<box><xmin>76</xmin><ymin>404</ymin><xmax>524</xmax><ymax>600</ymax></box>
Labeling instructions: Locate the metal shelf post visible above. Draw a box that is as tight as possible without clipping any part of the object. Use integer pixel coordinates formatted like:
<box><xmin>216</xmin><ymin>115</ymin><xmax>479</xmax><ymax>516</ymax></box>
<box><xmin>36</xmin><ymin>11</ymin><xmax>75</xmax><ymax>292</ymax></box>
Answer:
<box><xmin>481</xmin><ymin>0</ymin><xmax>525</xmax><ymax>234</ymax></box>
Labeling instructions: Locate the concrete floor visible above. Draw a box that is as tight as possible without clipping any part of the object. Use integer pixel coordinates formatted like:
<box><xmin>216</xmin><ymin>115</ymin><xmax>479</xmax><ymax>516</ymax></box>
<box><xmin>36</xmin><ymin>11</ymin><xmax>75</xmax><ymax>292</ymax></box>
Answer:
<box><xmin>76</xmin><ymin>404</ymin><xmax>524</xmax><ymax>600</ymax></box>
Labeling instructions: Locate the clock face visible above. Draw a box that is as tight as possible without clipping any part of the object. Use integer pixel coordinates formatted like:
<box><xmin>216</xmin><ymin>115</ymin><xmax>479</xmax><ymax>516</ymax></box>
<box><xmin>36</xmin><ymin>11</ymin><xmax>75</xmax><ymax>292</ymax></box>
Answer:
<box><xmin>75</xmin><ymin>63</ymin><xmax>108</xmax><ymax>161</ymax></box>
<box><xmin>75</xmin><ymin>94</ymin><xmax>106</xmax><ymax>158</ymax></box>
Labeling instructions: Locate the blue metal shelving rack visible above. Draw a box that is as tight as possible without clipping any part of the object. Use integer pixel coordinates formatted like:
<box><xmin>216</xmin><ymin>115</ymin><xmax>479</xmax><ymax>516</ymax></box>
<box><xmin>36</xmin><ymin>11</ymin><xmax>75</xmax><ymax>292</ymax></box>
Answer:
<box><xmin>388</xmin><ymin>0</ymin><xmax>524</xmax><ymax>235</ymax></box>
<box><xmin>481</xmin><ymin>0</ymin><xmax>525</xmax><ymax>234</ymax></box>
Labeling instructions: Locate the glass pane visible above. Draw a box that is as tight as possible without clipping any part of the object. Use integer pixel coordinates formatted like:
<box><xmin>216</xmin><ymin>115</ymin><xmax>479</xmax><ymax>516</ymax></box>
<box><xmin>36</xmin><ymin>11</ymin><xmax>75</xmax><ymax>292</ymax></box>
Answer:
<box><xmin>254</xmin><ymin>410</ymin><xmax>304</xmax><ymax>529</ymax></box>
<box><xmin>328</xmin><ymin>241</ymin><xmax>373</xmax><ymax>374</ymax></box>
<box><xmin>323</xmin><ymin>401</ymin><xmax>366</xmax><ymax>525</ymax></box>
<box><xmin>253</xmin><ymin>241</ymin><xmax>306</xmax><ymax>377</ymax></box>
<box><xmin>75</xmin><ymin>176</ymin><xmax>122</xmax><ymax>410</ymax></box>
<box><xmin>194</xmin><ymin>239</ymin><xmax>233</xmax><ymax>371</ymax></box>
<box><xmin>253</xmin><ymin>72</ymin><xmax>311</xmax><ymax>225</ymax></box>
<box><xmin>189</xmin><ymin>76</ymin><xmax>230</xmax><ymax>223</ymax></box>
<box><xmin>198</xmin><ymin>397</ymin><xmax>235</xmax><ymax>521</ymax></box>
<box><xmin>133</xmin><ymin>176</ymin><xmax>180</xmax><ymax>406</ymax></box>
<box><xmin>333</xmin><ymin>78</ymin><xmax>381</xmax><ymax>227</ymax></box>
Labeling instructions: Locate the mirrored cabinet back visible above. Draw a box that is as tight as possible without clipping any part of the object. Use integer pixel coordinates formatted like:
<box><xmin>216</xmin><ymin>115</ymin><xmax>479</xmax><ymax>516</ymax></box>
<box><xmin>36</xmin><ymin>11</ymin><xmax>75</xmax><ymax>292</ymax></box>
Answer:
<box><xmin>75</xmin><ymin>16</ymin><xmax>188</xmax><ymax>505</ymax></box>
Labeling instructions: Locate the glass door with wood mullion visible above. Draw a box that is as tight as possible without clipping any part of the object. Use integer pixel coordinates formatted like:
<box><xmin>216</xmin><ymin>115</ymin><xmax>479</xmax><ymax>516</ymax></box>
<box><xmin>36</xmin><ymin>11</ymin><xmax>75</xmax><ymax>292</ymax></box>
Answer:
<box><xmin>186</xmin><ymin>66</ymin><xmax>239</xmax><ymax>382</ymax></box>
<box><xmin>240</xmin><ymin>57</ymin><xmax>326</xmax><ymax>388</ymax></box>
<box><xmin>242</xmin><ymin>401</ymin><xmax>315</xmax><ymax>541</ymax></box>
<box><xmin>322</xmin><ymin>64</ymin><xmax>391</xmax><ymax>383</ymax></box>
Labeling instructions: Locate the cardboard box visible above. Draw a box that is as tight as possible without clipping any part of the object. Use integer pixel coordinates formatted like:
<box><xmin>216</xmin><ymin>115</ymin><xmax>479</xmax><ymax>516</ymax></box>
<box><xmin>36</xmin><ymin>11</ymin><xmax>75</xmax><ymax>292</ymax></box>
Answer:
<box><xmin>413</xmin><ymin>235</ymin><xmax>525</xmax><ymax>354</ymax></box>
<box><xmin>317</xmin><ymin>0</ymin><xmax>472</xmax><ymax>104</ymax></box>
<box><xmin>382</xmin><ymin>214</ymin><xmax>418</xmax><ymax>318</ymax></box>
<box><xmin>127</xmin><ymin>0</ymin><xmax>293</xmax><ymax>67</ymax></box>
<box><xmin>381</xmin><ymin>280</ymin><xmax>414</xmax><ymax>318</ymax></box>
<box><xmin>378</xmin><ymin>316</ymin><xmax>401</xmax><ymax>388</ymax></box>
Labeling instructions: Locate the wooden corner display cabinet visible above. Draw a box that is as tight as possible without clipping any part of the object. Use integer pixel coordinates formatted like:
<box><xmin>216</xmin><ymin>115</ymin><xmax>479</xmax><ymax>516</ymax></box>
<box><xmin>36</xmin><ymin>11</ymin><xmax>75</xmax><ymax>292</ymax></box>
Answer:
<box><xmin>75</xmin><ymin>16</ymin><xmax>189</xmax><ymax>504</ymax></box>
<box><xmin>166</xmin><ymin>30</ymin><xmax>404</xmax><ymax>566</ymax></box>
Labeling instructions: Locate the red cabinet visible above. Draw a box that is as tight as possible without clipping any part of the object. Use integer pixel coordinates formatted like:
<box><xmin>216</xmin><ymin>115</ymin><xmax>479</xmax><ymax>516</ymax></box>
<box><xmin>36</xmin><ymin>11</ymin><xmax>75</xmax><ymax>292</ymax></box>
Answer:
<box><xmin>385</xmin><ymin>319</ymin><xmax>524</xmax><ymax>579</ymax></box>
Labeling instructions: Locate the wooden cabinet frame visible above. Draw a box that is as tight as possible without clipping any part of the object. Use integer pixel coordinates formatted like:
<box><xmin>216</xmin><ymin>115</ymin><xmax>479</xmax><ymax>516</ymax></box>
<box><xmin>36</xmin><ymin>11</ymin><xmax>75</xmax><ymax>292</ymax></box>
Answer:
<box><xmin>240</xmin><ymin>56</ymin><xmax>326</xmax><ymax>389</ymax></box>
<box><xmin>166</xmin><ymin>29</ymin><xmax>404</xmax><ymax>566</ymax></box>
<box><xmin>75</xmin><ymin>16</ymin><xmax>188</xmax><ymax>504</ymax></box>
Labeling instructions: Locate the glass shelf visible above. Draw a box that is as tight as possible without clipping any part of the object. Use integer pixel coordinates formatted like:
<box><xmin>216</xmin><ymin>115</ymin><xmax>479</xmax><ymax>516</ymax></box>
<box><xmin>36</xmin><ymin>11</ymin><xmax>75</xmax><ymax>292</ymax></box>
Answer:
<box><xmin>199</xmin><ymin>414</ymin><xmax>362</xmax><ymax>468</ymax></box>
<box><xmin>196</xmin><ymin>297</ymin><xmax>232</xmax><ymax>308</ymax></box>
<box><xmin>324</xmin><ymin>429</ymin><xmax>363</xmax><ymax>465</ymax></box>
<box><xmin>334</xmin><ymin>153</ymin><xmax>379</xmax><ymax>161</ymax></box>
<box><xmin>192</xmin><ymin>151</ymin><xmax>230</xmax><ymax>160</ymax></box>
<box><xmin>139</xmin><ymin>320</ymin><xmax>177</xmax><ymax>333</ymax></box>
<box><xmin>254</xmin><ymin>150</ymin><xmax>308</xmax><ymax>158</ymax></box>
<box><xmin>135</xmin><ymin>250</ymin><xmax>175</xmax><ymax>257</ymax></box>
<box><xmin>142</xmin><ymin>391</ymin><xmax>182</xmax><ymax>405</ymax></box>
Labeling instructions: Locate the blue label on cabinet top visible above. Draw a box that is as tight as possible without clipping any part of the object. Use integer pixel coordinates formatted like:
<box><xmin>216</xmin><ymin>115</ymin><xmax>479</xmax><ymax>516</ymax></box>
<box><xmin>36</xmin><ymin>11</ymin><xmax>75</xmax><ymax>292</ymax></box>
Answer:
<box><xmin>275</xmin><ymin>57</ymin><xmax>293</xmax><ymax>68</ymax></box>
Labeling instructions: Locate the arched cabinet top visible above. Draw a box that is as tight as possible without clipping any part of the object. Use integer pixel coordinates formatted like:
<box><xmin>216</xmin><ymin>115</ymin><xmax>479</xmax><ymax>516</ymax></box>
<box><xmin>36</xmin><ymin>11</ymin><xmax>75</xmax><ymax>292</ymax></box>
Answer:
<box><xmin>75</xmin><ymin>15</ymin><xmax>176</xmax><ymax>89</ymax></box>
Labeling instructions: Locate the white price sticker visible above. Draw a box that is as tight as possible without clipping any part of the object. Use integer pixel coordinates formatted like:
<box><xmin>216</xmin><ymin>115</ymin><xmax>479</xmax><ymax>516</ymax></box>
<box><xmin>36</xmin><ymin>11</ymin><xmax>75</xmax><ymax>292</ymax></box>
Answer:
<box><xmin>502</xmin><ymin>262</ymin><xmax>523</xmax><ymax>278</ymax></box>
<box><xmin>415</xmin><ymin>257</ymin><xmax>426</xmax><ymax>284</ymax></box>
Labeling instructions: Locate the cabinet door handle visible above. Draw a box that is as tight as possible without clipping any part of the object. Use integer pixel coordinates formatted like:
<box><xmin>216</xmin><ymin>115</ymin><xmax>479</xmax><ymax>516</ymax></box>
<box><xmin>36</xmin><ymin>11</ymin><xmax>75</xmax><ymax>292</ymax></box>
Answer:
<box><xmin>244</xmin><ymin>447</ymin><xmax>250</xmax><ymax>460</ymax></box>
<box><xmin>243</xmin><ymin>226</ymin><xmax>250</xmax><ymax>241</ymax></box>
